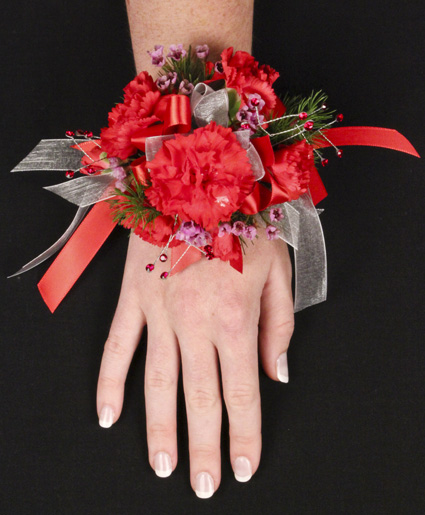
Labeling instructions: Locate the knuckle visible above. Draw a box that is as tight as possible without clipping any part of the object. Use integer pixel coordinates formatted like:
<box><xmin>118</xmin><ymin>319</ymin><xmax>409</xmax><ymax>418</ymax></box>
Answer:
<box><xmin>169</xmin><ymin>287</ymin><xmax>203</xmax><ymax>326</ymax></box>
<box><xmin>225</xmin><ymin>384</ymin><xmax>258</xmax><ymax>410</ymax></box>
<box><xmin>216</xmin><ymin>291</ymin><xmax>249</xmax><ymax>335</ymax></box>
<box><xmin>275</xmin><ymin>317</ymin><xmax>295</xmax><ymax>341</ymax></box>
<box><xmin>231</xmin><ymin>433</ymin><xmax>258</xmax><ymax>447</ymax></box>
<box><xmin>145</xmin><ymin>368</ymin><xmax>175</xmax><ymax>392</ymax></box>
<box><xmin>98</xmin><ymin>374</ymin><xmax>122</xmax><ymax>390</ymax></box>
<box><xmin>186</xmin><ymin>387</ymin><xmax>219</xmax><ymax>413</ymax></box>
<box><xmin>191</xmin><ymin>443</ymin><xmax>217</xmax><ymax>461</ymax></box>
<box><xmin>104</xmin><ymin>335</ymin><xmax>129</xmax><ymax>359</ymax></box>
<box><xmin>147</xmin><ymin>422</ymin><xmax>175</xmax><ymax>440</ymax></box>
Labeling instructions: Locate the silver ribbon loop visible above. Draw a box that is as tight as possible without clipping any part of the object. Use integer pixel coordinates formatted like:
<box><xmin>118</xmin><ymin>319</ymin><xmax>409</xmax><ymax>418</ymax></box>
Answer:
<box><xmin>44</xmin><ymin>173</ymin><xmax>116</xmax><ymax>207</ymax></box>
<box><xmin>191</xmin><ymin>83</ymin><xmax>229</xmax><ymax>128</ymax></box>
<box><xmin>12</xmin><ymin>139</ymin><xmax>86</xmax><ymax>172</ymax></box>
<box><xmin>7</xmin><ymin>206</ymin><xmax>90</xmax><ymax>278</ymax></box>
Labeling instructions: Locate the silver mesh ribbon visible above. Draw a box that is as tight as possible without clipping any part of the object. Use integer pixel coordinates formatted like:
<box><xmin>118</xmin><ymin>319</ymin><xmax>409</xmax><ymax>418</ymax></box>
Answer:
<box><xmin>11</xmin><ymin>139</ymin><xmax>86</xmax><ymax>172</ymax></box>
<box><xmin>44</xmin><ymin>174</ymin><xmax>116</xmax><ymax>207</ymax></box>
<box><xmin>191</xmin><ymin>83</ymin><xmax>229</xmax><ymax>128</ymax></box>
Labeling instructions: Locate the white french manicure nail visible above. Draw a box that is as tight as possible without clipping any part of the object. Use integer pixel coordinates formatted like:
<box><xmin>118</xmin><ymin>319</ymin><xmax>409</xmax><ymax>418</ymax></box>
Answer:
<box><xmin>195</xmin><ymin>472</ymin><xmax>215</xmax><ymax>499</ymax></box>
<box><xmin>154</xmin><ymin>452</ymin><xmax>172</xmax><ymax>478</ymax></box>
<box><xmin>234</xmin><ymin>456</ymin><xmax>252</xmax><ymax>482</ymax></box>
<box><xmin>99</xmin><ymin>405</ymin><xmax>114</xmax><ymax>428</ymax></box>
<box><xmin>277</xmin><ymin>352</ymin><xmax>289</xmax><ymax>383</ymax></box>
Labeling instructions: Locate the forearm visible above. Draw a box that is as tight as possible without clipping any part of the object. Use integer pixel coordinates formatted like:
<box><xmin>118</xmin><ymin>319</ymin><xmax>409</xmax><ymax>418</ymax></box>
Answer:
<box><xmin>126</xmin><ymin>0</ymin><xmax>254</xmax><ymax>74</ymax></box>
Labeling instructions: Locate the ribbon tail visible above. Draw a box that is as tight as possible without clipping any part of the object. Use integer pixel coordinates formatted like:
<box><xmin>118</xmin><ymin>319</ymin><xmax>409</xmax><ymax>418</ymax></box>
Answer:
<box><xmin>7</xmin><ymin>206</ymin><xmax>90</xmax><ymax>278</ymax></box>
<box><xmin>37</xmin><ymin>201</ymin><xmax>117</xmax><ymax>313</ymax></box>
<box><xmin>170</xmin><ymin>243</ymin><xmax>203</xmax><ymax>275</ymax></box>
<box><xmin>317</xmin><ymin>127</ymin><xmax>420</xmax><ymax>157</ymax></box>
<box><xmin>288</xmin><ymin>191</ymin><xmax>327</xmax><ymax>312</ymax></box>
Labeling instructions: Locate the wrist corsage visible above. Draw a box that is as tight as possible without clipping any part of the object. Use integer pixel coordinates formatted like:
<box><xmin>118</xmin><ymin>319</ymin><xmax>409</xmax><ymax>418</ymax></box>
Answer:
<box><xmin>9</xmin><ymin>44</ymin><xmax>419</xmax><ymax>312</ymax></box>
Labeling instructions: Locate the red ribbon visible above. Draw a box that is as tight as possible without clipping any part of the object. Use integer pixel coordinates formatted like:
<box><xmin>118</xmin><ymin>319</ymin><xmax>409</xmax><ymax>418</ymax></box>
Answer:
<box><xmin>38</xmin><ymin>125</ymin><xmax>419</xmax><ymax>312</ymax></box>
<box><xmin>130</xmin><ymin>94</ymin><xmax>192</xmax><ymax>152</ymax></box>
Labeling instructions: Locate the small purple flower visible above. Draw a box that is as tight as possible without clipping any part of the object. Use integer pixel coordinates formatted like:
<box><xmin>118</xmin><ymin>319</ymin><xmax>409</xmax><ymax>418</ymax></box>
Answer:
<box><xmin>243</xmin><ymin>225</ymin><xmax>257</xmax><ymax>240</ymax></box>
<box><xmin>179</xmin><ymin>79</ymin><xmax>194</xmax><ymax>95</ymax></box>
<box><xmin>236</xmin><ymin>106</ymin><xmax>250</xmax><ymax>123</ymax></box>
<box><xmin>167</xmin><ymin>71</ymin><xmax>178</xmax><ymax>85</ymax></box>
<box><xmin>269</xmin><ymin>207</ymin><xmax>284</xmax><ymax>222</ymax></box>
<box><xmin>108</xmin><ymin>157</ymin><xmax>120</xmax><ymax>168</ymax></box>
<box><xmin>176</xmin><ymin>221</ymin><xmax>211</xmax><ymax>247</ymax></box>
<box><xmin>218</xmin><ymin>223</ymin><xmax>232</xmax><ymax>237</ymax></box>
<box><xmin>156</xmin><ymin>75</ymin><xmax>171</xmax><ymax>91</ymax></box>
<box><xmin>112</xmin><ymin>166</ymin><xmax>126</xmax><ymax>181</ymax></box>
<box><xmin>195</xmin><ymin>44</ymin><xmax>209</xmax><ymax>59</ymax></box>
<box><xmin>266</xmin><ymin>225</ymin><xmax>280</xmax><ymax>240</ymax></box>
<box><xmin>248</xmin><ymin>109</ymin><xmax>265</xmax><ymax>129</ymax></box>
<box><xmin>214</xmin><ymin>61</ymin><xmax>224</xmax><ymax>74</ymax></box>
<box><xmin>147</xmin><ymin>45</ymin><xmax>165</xmax><ymax>67</ymax></box>
<box><xmin>232</xmin><ymin>221</ymin><xmax>246</xmax><ymax>236</ymax></box>
<box><xmin>247</xmin><ymin>93</ymin><xmax>265</xmax><ymax>111</ymax></box>
<box><xmin>115</xmin><ymin>179</ymin><xmax>127</xmax><ymax>193</ymax></box>
<box><xmin>167</xmin><ymin>44</ymin><xmax>187</xmax><ymax>61</ymax></box>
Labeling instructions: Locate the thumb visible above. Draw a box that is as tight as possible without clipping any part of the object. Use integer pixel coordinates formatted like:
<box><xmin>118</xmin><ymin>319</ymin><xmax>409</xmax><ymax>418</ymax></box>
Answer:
<box><xmin>259</xmin><ymin>243</ymin><xmax>294</xmax><ymax>383</ymax></box>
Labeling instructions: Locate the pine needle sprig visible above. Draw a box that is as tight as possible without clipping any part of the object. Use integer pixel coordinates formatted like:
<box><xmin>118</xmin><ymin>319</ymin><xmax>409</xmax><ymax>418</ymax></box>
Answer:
<box><xmin>161</xmin><ymin>46</ymin><xmax>214</xmax><ymax>86</ymax></box>
<box><xmin>258</xmin><ymin>90</ymin><xmax>335</xmax><ymax>147</ymax></box>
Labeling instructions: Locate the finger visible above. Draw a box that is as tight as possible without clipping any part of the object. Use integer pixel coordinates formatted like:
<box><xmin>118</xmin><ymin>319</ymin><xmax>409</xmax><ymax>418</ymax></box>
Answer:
<box><xmin>259</xmin><ymin>242</ymin><xmax>294</xmax><ymax>383</ymax></box>
<box><xmin>144</xmin><ymin>321</ymin><xmax>180</xmax><ymax>478</ymax></box>
<box><xmin>218</xmin><ymin>328</ymin><xmax>261</xmax><ymax>483</ymax></box>
<box><xmin>180</xmin><ymin>339</ymin><xmax>222</xmax><ymax>499</ymax></box>
<box><xmin>97</xmin><ymin>288</ymin><xmax>146</xmax><ymax>428</ymax></box>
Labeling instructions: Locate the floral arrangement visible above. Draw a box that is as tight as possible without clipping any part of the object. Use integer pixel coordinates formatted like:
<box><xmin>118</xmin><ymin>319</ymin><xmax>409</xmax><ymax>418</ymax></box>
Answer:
<box><xmin>10</xmin><ymin>44</ymin><xmax>419</xmax><ymax>312</ymax></box>
<box><xmin>79</xmin><ymin>43</ymin><xmax>341</xmax><ymax>276</ymax></box>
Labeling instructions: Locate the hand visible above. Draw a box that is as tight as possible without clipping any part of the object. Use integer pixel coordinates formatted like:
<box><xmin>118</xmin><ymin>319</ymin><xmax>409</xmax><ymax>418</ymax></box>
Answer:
<box><xmin>96</xmin><ymin>228</ymin><xmax>294</xmax><ymax>498</ymax></box>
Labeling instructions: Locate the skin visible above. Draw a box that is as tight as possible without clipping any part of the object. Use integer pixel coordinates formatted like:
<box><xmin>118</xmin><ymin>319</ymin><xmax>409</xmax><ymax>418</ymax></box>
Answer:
<box><xmin>97</xmin><ymin>0</ymin><xmax>294</xmax><ymax>497</ymax></box>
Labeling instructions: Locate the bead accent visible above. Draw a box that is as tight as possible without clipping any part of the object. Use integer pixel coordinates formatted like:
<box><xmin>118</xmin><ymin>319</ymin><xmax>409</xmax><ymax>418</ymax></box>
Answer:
<box><xmin>337</xmin><ymin>149</ymin><xmax>343</xmax><ymax>158</ymax></box>
<box><xmin>304</xmin><ymin>120</ymin><xmax>314</xmax><ymax>130</ymax></box>
<box><xmin>75</xmin><ymin>129</ymin><xmax>86</xmax><ymax>137</ymax></box>
<box><xmin>336</xmin><ymin>113</ymin><xmax>344</xmax><ymax>122</ymax></box>
<box><xmin>321</xmin><ymin>158</ymin><xmax>329</xmax><ymax>167</ymax></box>
<box><xmin>146</xmin><ymin>264</ymin><xmax>155</xmax><ymax>272</ymax></box>
<box><xmin>298</xmin><ymin>111</ymin><xmax>308</xmax><ymax>120</ymax></box>
<box><xmin>159</xmin><ymin>253</ymin><xmax>168</xmax><ymax>262</ymax></box>
<box><xmin>65</xmin><ymin>130</ymin><xmax>75</xmax><ymax>137</ymax></box>
<box><xmin>160</xmin><ymin>271</ymin><xmax>169</xmax><ymax>280</ymax></box>
<box><xmin>65</xmin><ymin>170</ymin><xmax>74</xmax><ymax>179</ymax></box>
<box><xmin>84</xmin><ymin>130</ymin><xmax>94</xmax><ymax>138</ymax></box>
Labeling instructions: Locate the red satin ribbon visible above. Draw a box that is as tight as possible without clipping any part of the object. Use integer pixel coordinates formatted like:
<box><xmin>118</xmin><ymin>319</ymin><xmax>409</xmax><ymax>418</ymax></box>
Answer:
<box><xmin>130</xmin><ymin>94</ymin><xmax>192</xmax><ymax>152</ymax></box>
<box><xmin>38</xmin><ymin>125</ymin><xmax>419</xmax><ymax>312</ymax></box>
<box><xmin>38</xmin><ymin>201</ymin><xmax>117</xmax><ymax>313</ymax></box>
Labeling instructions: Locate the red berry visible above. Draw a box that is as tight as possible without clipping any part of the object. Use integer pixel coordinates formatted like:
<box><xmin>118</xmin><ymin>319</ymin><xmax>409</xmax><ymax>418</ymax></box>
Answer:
<box><xmin>159</xmin><ymin>253</ymin><xmax>168</xmax><ymax>262</ymax></box>
<box><xmin>160</xmin><ymin>271</ymin><xmax>169</xmax><ymax>280</ymax></box>
<box><xmin>65</xmin><ymin>130</ymin><xmax>75</xmax><ymax>137</ymax></box>
<box><xmin>146</xmin><ymin>264</ymin><xmax>155</xmax><ymax>272</ymax></box>
<box><xmin>304</xmin><ymin>120</ymin><xmax>314</xmax><ymax>130</ymax></box>
<box><xmin>65</xmin><ymin>170</ymin><xmax>74</xmax><ymax>179</ymax></box>
<box><xmin>336</xmin><ymin>113</ymin><xmax>344</xmax><ymax>122</ymax></box>
<box><xmin>298</xmin><ymin>111</ymin><xmax>308</xmax><ymax>120</ymax></box>
<box><xmin>321</xmin><ymin>158</ymin><xmax>329</xmax><ymax>167</ymax></box>
<box><xmin>337</xmin><ymin>149</ymin><xmax>343</xmax><ymax>158</ymax></box>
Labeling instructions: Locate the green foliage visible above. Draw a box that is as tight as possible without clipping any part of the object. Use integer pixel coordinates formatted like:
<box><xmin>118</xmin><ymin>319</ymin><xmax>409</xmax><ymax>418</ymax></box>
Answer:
<box><xmin>227</xmin><ymin>88</ymin><xmax>241</xmax><ymax>123</ymax></box>
<box><xmin>108</xmin><ymin>173</ymin><xmax>161</xmax><ymax>231</ymax></box>
<box><xmin>161</xmin><ymin>45</ymin><xmax>214</xmax><ymax>87</ymax></box>
<box><xmin>257</xmin><ymin>90</ymin><xmax>335</xmax><ymax>148</ymax></box>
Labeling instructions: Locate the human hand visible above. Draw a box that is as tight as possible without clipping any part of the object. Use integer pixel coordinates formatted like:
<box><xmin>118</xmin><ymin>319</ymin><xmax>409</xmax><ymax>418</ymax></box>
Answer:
<box><xmin>96</xmin><ymin>228</ymin><xmax>293</xmax><ymax>498</ymax></box>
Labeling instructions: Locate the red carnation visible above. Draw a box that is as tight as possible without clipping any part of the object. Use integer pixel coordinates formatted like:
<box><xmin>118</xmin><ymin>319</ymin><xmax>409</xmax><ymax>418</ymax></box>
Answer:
<box><xmin>212</xmin><ymin>232</ymin><xmax>242</xmax><ymax>263</ymax></box>
<box><xmin>270</xmin><ymin>141</ymin><xmax>315</xmax><ymax>201</ymax></box>
<box><xmin>221</xmin><ymin>47</ymin><xmax>279</xmax><ymax>112</ymax></box>
<box><xmin>145</xmin><ymin>122</ymin><xmax>255</xmax><ymax>231</ymax></box>
<box><xmin>100</xmin><ymin>71</ymin><xmax>161</xmax><ymax>159</ymax></box>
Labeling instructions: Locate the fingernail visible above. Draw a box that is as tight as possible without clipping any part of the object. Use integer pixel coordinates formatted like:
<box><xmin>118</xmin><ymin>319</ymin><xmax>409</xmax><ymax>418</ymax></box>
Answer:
<box><xmin>195</xmin><ymin>472</ymin><xmax>215</xmax><ymax>499</ymax></box>
<box><xmin>234</xmin><ymin>456</ymin><xmax>252</xmax><ymax>482</ymax></box>
<box><xmin>154</xmin><ymin>452</ymin><xmax>172</xmax><ymax>478</ymax></box>
<box><xmin>99</xmin><ymin>405</ymin><xmax>114</xmax><ymax>428</ymax></box>
<box><xmin>277</xmin><ymin>352</ymin><xmax>289</xmax><ymax>383</ymax></box>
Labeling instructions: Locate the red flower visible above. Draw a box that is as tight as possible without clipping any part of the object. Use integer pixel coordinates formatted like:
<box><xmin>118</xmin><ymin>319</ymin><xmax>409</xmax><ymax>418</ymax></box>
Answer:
<box><xmin>145</xmin><ymin>122</ymin><xmax>255</xmax><ymax>231</ymax></box>
<box><xmin>133</xmin><ymin>214</ymin><xmax>179</xmax><ymax>247</ymax></box>
<box><xmin>212</xmin><ymin>232</ymin><xmax>242</xmax><ymax>263</ymax></box>
<box><xmin>270</xmin><ymin>141</ymin><xmax>315</xmax><ymax>201</ymax></box>
<box><xmin>100</xmin><ymin>72</ymin><xmax>161</xmax><ymax>159</ymax></box>
<box><xmin>221</xmin><ymin>47</ymin><xmax>279</xmax><ymax>112</ymax></box>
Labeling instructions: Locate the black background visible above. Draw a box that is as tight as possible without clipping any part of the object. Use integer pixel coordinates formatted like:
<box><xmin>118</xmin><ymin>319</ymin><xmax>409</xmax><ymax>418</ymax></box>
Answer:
<box><xmin>1</xmin><ymin>1</ymin><xmax>424</xmax><ymax>514</ymax></box>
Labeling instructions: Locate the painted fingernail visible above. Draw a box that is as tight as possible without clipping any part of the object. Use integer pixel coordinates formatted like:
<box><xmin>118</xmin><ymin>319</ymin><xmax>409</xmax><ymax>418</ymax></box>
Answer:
<box><xmin>154</xmin><ymin>452</ymin><xmax>172</xmax><ymax>478</ymax></box>
<box><xmin>277</xmin><ymin>352</ymin><xmax>289</xmax><ymax>383</ymax></box>
<box><xmin>99</xmin><ymin>405</ymin><xmax>114</xmax><ymax>428</ymax></box>
<box><xmin>195</xmin><ymin>472</ymin><xmax>215</xmax><ymax>499</ymax></box>
<box><xmin>234</xmin><ymin>456</ymin><xmax>252</xmax><ymax>482</ymax></box>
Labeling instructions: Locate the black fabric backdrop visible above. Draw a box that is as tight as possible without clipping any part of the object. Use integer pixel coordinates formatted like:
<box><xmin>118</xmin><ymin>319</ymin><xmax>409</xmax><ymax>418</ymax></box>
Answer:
<box><xmin>1</xmin><ymin>1</ymin><xmax>424</xmax><ymax>513</ymax></box>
